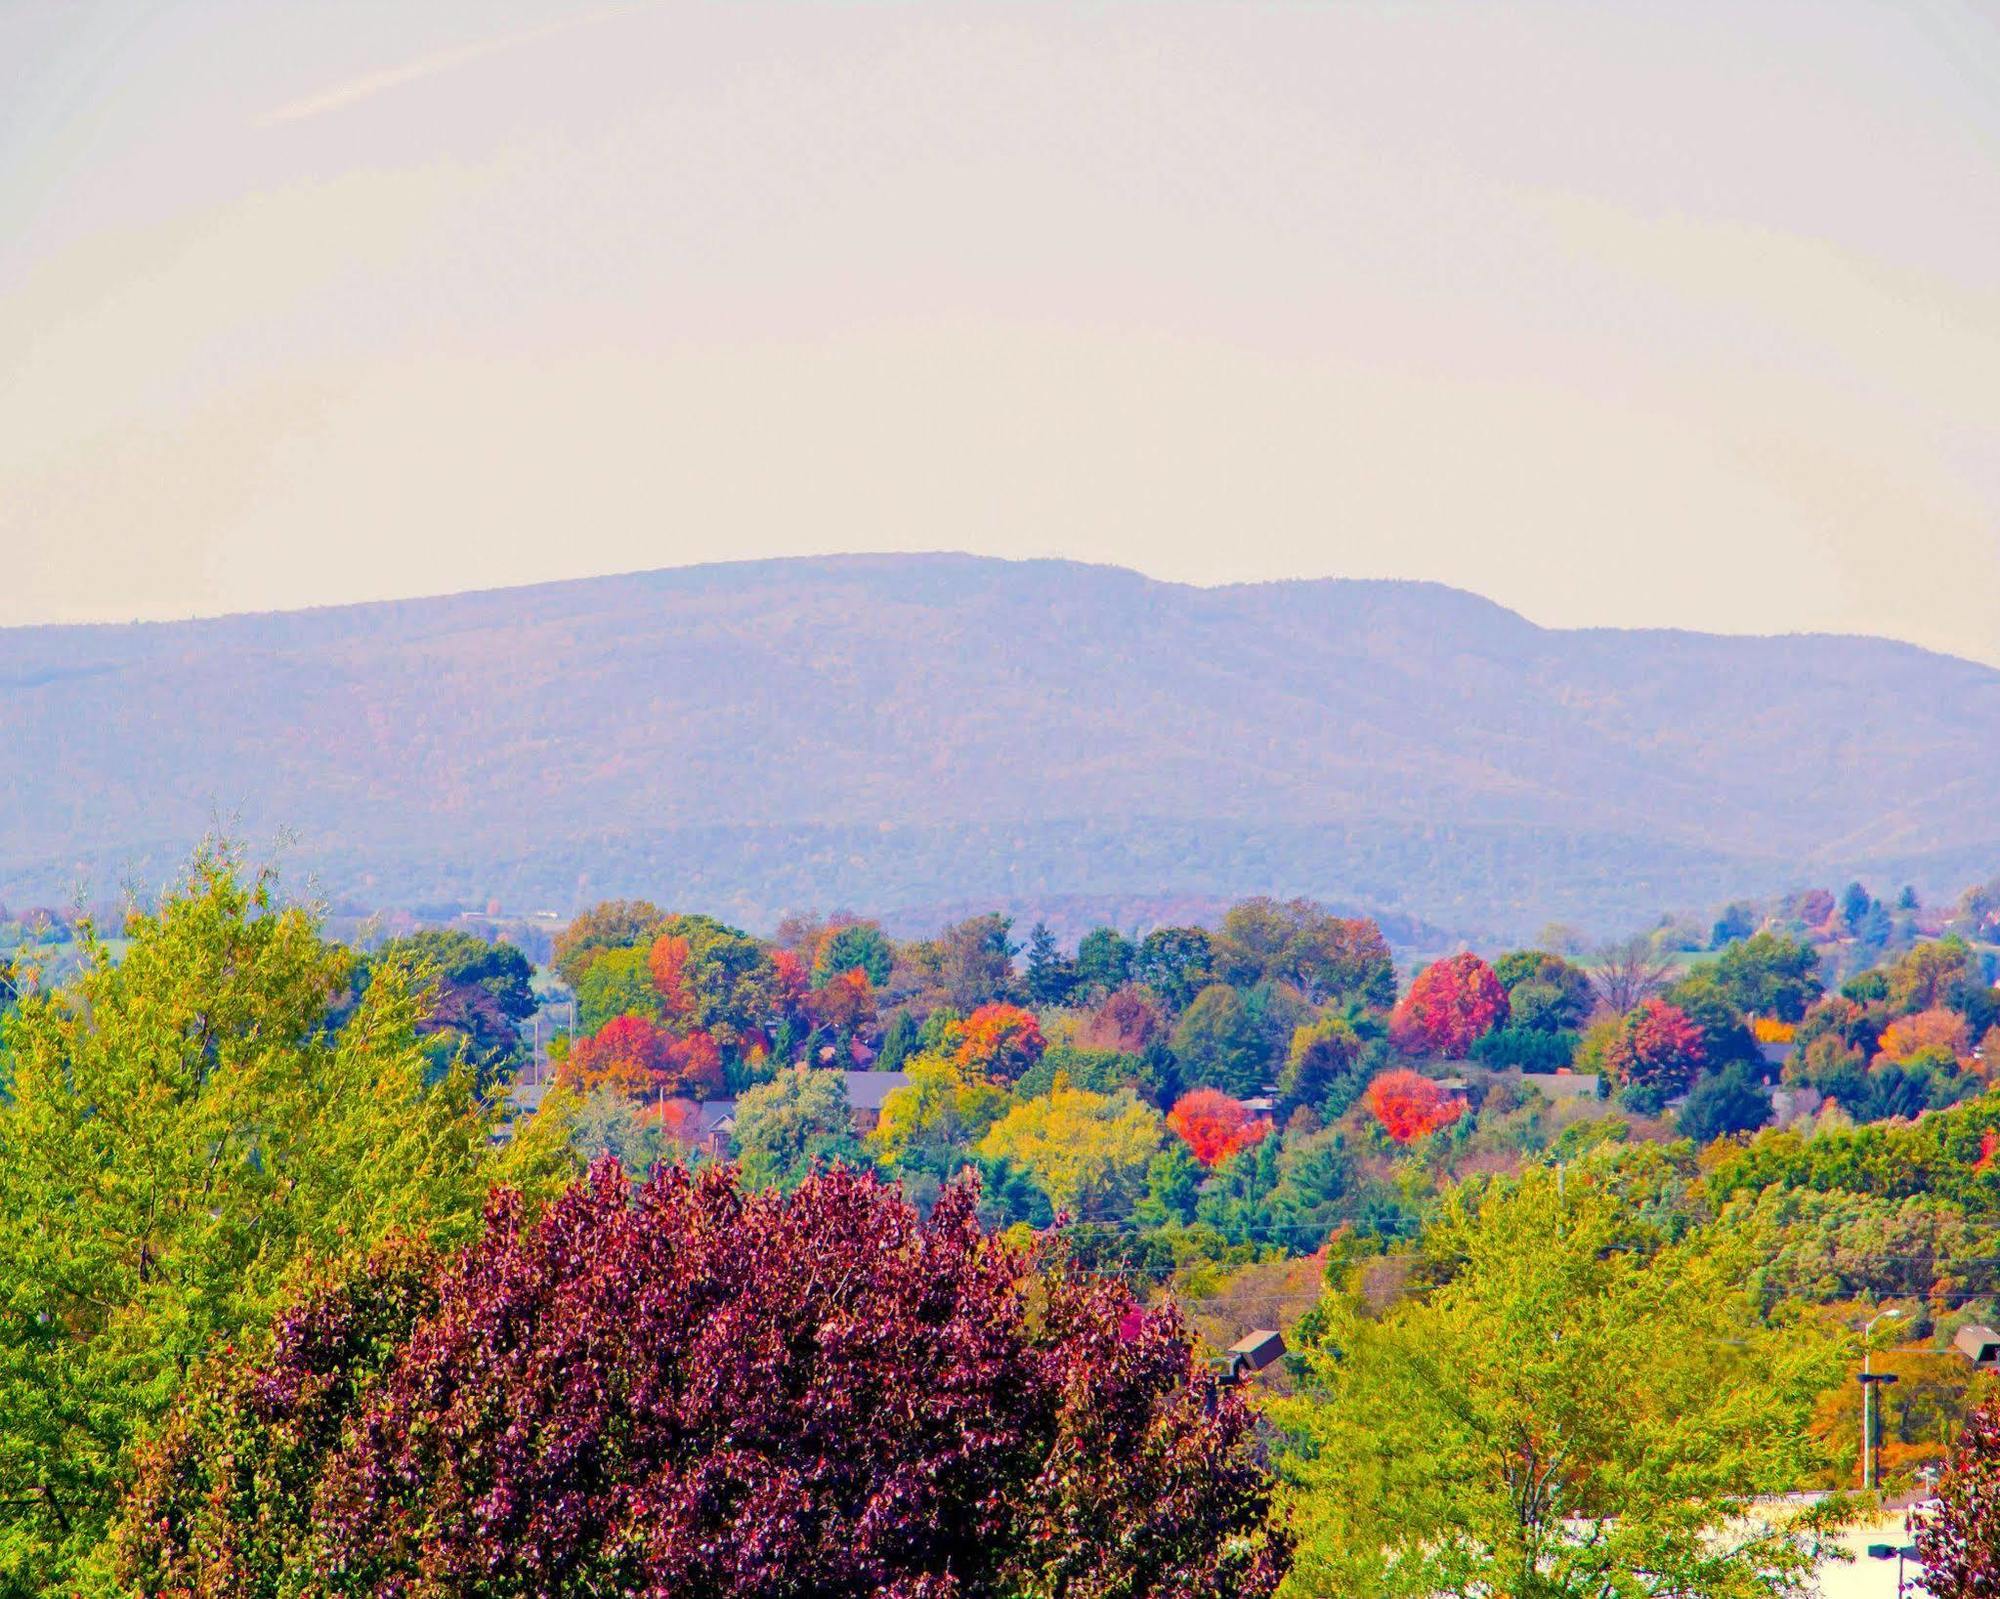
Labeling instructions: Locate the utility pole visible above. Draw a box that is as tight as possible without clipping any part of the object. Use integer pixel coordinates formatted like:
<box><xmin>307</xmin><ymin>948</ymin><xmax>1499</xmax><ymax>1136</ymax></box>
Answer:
<box><xmin>1859</xmin><ymin>1307</ymin><xmax>1904</xmax><ymax>1491</ymax></box>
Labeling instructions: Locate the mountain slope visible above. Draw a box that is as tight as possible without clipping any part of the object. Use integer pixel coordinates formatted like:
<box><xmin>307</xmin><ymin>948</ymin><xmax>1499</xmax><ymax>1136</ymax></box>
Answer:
<box><xmin>2</xmin><ymin>555</ymin><xmax>1995</xmax><ymax>939</ymax></box>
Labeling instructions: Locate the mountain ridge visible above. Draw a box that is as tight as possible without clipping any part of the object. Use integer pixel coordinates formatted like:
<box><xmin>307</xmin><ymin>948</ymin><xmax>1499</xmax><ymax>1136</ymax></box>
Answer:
<box><xmin>3</xmin><ymin>553</ymin><xmax>1994</xmax><ymax>941</ymax></box>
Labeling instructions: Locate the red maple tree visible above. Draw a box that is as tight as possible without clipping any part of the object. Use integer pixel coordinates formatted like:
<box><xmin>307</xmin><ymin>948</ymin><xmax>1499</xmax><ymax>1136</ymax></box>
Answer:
<box><xmin>1390</xmin><ymin>953</ymin><xmax>1510</xmax><ymax>1058</ymax></box>
<box><xmin>1167</xmin><ymin>1089</ymin><xmax>1274</xmax><ymax>1167</ymax></box>
<box><xmin>1364</xmin><ymin>1069</ymin><xmax>1466</xmax><ymax>1144</ymax></box>
<box><xmin>648</xmin><ymin>932</ymin><xmax>695</xmax><ymax>1023</ymax></box>
<box><xmin>1602</xmin><ymin>997</ymin><xmax>1707</xmax><ymax>1095</ymax></box>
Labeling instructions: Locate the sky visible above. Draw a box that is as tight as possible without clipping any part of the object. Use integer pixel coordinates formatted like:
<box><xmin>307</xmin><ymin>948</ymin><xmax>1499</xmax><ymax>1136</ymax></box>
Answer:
<box><xmin>3</xmin><ymin>0</ymin><xmax>1998</xmax><ymax>663</ymax></box>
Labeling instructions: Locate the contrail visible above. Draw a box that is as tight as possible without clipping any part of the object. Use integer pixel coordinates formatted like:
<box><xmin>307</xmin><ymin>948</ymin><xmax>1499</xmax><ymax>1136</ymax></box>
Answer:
<box><xmin>258</xmin><ymin>4</ymin><xmax>647</xmax><ymax>127</ymax></box>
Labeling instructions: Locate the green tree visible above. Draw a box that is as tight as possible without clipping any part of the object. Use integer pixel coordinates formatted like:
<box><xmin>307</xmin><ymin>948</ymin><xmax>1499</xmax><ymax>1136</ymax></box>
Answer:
<box><xmin>551</xmin><ymin>899</ymin><xmax>666</xmax><ymax>989</ymax></box>
<box><xmin>574</xmin><ymin>942</ymin><xmax>662</xmax><ymax>1031</ymax></box>
<box><xmin>1270</xmin><ymin>1165</ymin><xmax>1849</xmax><ymax>1599</ymax></box>
<box><xmin>875</xmin><ymin>1010</ymin><xmax>919</xmax><ymax>1073</ymax></box>
<box><xmin>1677</xmin><ymin>1063</ymin><xmax>1772</xmax><ymax>1144</ymax></box>
<box><xmin>1281</xmin><ymin>1017</ymin><xmax>1363</xmax><ymax>1113</ymax></box>
<box><xmin>1135</xmin><ymin>1140</ymin><xmax>1202</xmax><ymax>1226</ymax></box>
<box><xmin>1172</xmin><ymin>983</ymin><xmax>1270</xmax><ymax>1097</ymax></box>
<box><xmin>1712</xmin><ymin>932</ymin><xmax>1823</xmax><ymax>1023</ymax></box>
<box><xmin>815</xmin><ymin>922</ymin><xmax>893</xmax><ymax>988</ymax></box>
<box><xmin>0</xmin><ymin>850</ymin><xmax>573</xmax><ymax>1596</ymax></box>
<box><xmin>1074</xmin><ymin>926</ymin><xmax>1135</xmax><ymax>1000</ymax></box>
<box><xmin>1214</xmin><ymin>899</ymin><xmax>1396</xmax><ymax>1009</ymax></box>
<box><xmin>1663</xmin><ymin>968</ymin><xmax>1758</xmax><ymax>1067</ymax></box>
<box><xmin>371</xmin><ymin>928</ymin><xmax>536</xmax><ymax>1088</ymax></box>
<box><xmin>733</xmin><ymin>1066</ymin><xmax>864</xmax><ymax>1191</ymax></box>
<box><xmin>1023</xmin><ymin>922</ymin><xmax>1076</xmax><ymax>1006</ymax></box>
<box><xmin>1493</xmin><ymin>950</ymin><xmax>1594</xmax><ymax>1033</ymax></box>
<box><xmin>1133</xmin><ymin>926</ymin><xmax>1215</xmax><ymax>1012</ymax></box>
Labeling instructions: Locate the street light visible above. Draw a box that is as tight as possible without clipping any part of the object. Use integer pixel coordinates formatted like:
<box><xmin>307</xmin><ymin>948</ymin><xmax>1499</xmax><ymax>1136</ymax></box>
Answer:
<box><xmin>1859</xmin><ymin>1308</ymin><xmax>1905</xmax><ymax>1492</ymax></box>
<box><xmin>1867</xmin><ymin>1542</ymin><xmax>1919</xmax><ymax>1599</ymax></box>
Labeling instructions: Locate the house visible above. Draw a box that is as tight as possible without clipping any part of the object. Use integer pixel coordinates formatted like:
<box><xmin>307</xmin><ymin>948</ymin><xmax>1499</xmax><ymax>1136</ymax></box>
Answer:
<box><xmin>1954</xmin><ymin>1324</ymin><xmax>2000</xmax><ymax>1367</ymax></box>
<box><xmin>694</xmin><ymin>1069</ymin><xmax>911</xmax><ymax>1153</ymax></box>
<box><xmin>842</xmin><ymin>1070</ymin><xmax>909</xmax><ymax>1134</ymax></box>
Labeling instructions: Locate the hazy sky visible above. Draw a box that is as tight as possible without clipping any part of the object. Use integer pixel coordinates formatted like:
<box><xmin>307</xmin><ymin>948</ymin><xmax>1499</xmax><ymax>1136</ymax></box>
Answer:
<box><xmin>4</xmin><ymin>1</ymin><xmax>1998</xmax><ymax>662</ymax></box>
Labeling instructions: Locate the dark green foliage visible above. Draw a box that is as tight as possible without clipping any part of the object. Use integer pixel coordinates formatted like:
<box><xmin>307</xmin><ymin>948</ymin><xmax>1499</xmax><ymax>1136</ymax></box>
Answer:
<box><xmin>875</xmin><ymin>1010</ymin><xmax>919</xmax><ymax>1072</ymax></box>
<box><xmin>1133</xmin><ymin>926</ymin><xmax>1215</xmax><ymax>1012</ymax></box>
<box><xmin>1711</xmin><ymin>932</ymin><xmax>1823</xmax><ymax>1022</ymax></box>
<box><xmin>1702</xmin><ymin>1092</ymin><xmax>2000</xmax><ymax>1209</ymax></box>
<box><xmin>373</xmin><ymin>928</ymin><xmax>537</xmax><ymax>1088</ymax></box>
<box><xmin>1677</xmin><ymin>1064</ymin><xmax>1772</xmax><ymax>1144</ymax></box>
<box><xmin>1843</xmin><ymin>969</ymin><xmax>1890</xmax><ymax>1002</ymax></box>
<box><xmin>1022</xmin><ymin>921</ymin><xmax>1076</xmax><ymax>1006</ymax></box>
<box><xmin>815</xmin><ymin>922</ymin><xmax>893</xmax><ymax>987</ymax></box>
<box><xmin>1014</xmin><ymin>1045</ymin><xmax>1165</xmax><ymax>1105</ymax></box>
<box><xmin>1470</xmin><ymin>1024</ymin><xmax>1580</xmax><ymax>1072</ymax></box>
<box><xmin>1280</xmin><ymin>1017</ymin><xmax>1365</xmax><ymax>1115</ymax></box>
<box><xmin>1197</xmin><ymin>1136</ymin><xmax>1284</xmax><ymax>1246</ymax></box>
<box><xmin>1074</xmin><ymin>926</ymin><xmax>1134</xmax><ymax>999</ymax></box>
<box><xmin>1266</xmin><ymin>1129</ymin><xmax>1356</xmax><ymax>1242</ymax></box>
<box><xmin>1492</xmin><ymin>949</ymin><xmax>1593</xmax><ymax>1032</ymax></box>
<box><xmin>732</xmin><ymin>1067</ymin><xmax>865</xmax><ymax>1191</ymax></box>
<box><xmin>1710</xmin><ymin>902</ymin><xmax>1756</xmax><ymax>948</ymax></box>
<box><xmin>1839</xmin><ymin>881</ymin><xmax>1873</xmax><ymax>930</ymax></box>
<box><xmin>1136</xmin><ymin>1142</ymin><xmax>1203</xmax><ymax>1226</ymax></box>
<box><xmin>1171</xmin><ymin>984</ymin><xmax>1270</xmax><ymax>1098</ymax></box>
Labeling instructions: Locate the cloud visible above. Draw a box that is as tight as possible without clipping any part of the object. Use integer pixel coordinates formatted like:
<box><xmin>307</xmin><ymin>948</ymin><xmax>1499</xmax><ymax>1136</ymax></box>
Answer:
<box><xmin>258</xmin><ymin>5</ymin><xmax>645</xmax><ymax>126</ymax></box>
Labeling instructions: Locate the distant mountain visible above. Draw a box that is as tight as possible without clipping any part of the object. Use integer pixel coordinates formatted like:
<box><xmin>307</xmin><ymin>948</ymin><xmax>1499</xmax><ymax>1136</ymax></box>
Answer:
<box><xmin>3</xmin><ymin>555</ymin><xmax>1995</xmax><ymax>943</ymax></box>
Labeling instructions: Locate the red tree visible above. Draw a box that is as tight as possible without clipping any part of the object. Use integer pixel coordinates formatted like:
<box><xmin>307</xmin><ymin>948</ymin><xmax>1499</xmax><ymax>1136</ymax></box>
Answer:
<box><xmin>1915</xmin><ymin>1397</ymin><xmax>2000</xmax><ymax>1599</ymax></box>
<box><xmin>809</xmin><ymin>967</ymin><xmax>876</xmax><ymax>1036</ymax></box>
<box><xmin>649</xmin><ymin>932</ymin><xmax>695</xmax><ymax>1024</ymax></box>
<box><xmin>1390</xmin><ymin>953</ymin><xmax>1510</xmax><ymax>1058</ymax></box>
<box><xmin>953</xmin><ymin>1002</ymin><xmax>1047</xmax><ymax>1083</ymax></box>
<box><xmin>1167</xmin><ymin>1089</ymin><xmax>1275</xmax><ymax>1167</ymax></box>
<box><xmin>558</xmin><ymin>1012</ymin><xmax>670</xmax><ymax>1094</ymax></box>
<box><xmin>1603</xmin><ymin>997</ymin><xmax>1707</xmax><ymax>1095</ymax></box>
<box><xmin>559</xmin><ymin>1016</ymin><xmax>722</xmax><ymax>1100</ymax></box>
<box><xmin>662</xmin><ymin>1027</ymin><xmax>724</xmax><ymax>1098</ymax></box>
<box><xmin>1364</xmin><ymin>1069</ymin><xmax>1466</xmax><ymax>1144</ymax></box>
<box><xmin>116</xmin><ymin>1165</ymin><xmax>1287</xmax><ymax>1599</ymax></box>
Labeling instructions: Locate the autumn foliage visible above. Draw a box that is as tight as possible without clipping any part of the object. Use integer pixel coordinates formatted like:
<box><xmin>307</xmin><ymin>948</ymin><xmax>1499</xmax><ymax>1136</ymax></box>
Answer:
<box><xmin>647</xmin><ymin>932</ymin><xmax>695</xmax><ymax>1022</ymax></box>
<box><xmin>1167</xmin><ymin>1089</ymin><xmax>1275</xmax><ymax>1167</ymax></box>
<box><xmin>952</xmin><ymin>1001</ymin><xmax>1047</xmax><ymax>1083</ymax></box>
<box><xmin>1389</xmin><ymin>953</ymin><xmax>1510</xmax><ymax>1058</ymax></box>
<box><xmin>1877</xmin><ymin>1005</ymin><xmax>1972</xmax><ymax>1066</ymax></box>
<box><xmin>1364</xmin><ymin>1069</ymin><xmax>1466</xmax><ymax>1144</ymax></box>
<box><xmin>558</xmin><ymin>1014</ymin><xmax>723</xmax><ymax>1100</ymax></box>
<box><xmin>1915</xmin><ymin>1397</ymin><xmax>2000</xmax><ymax>1599</ymax></box>
<box><xmin>116</xmin><ymin>1164</ymin><xmax>1287</xmax><ymax>1599</ymax></box>
<box><xmin>1602</xmin><ymin>997</ymin><xmax>1708</xmax><ymax>1094</ymax></box>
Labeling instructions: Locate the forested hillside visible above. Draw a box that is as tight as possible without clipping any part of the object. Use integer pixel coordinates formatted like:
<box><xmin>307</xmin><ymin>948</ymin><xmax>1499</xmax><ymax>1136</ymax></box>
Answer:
<box><xmin>3</xmin><ymin>555</ymin><xmax>1996</xmax><ymax>938</ymax></box>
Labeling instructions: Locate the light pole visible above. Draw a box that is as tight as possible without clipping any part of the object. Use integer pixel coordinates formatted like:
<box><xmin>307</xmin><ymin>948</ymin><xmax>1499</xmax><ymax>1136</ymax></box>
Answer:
<box><xmin>1867</xmin><ymin>1542</ymin><xmax>1919</xmax><ymax>1599</ymax></box>
<box><xmin>1859</xmin><ymin>1308</ymin><xmax>1905</xmax><ymax>1492</ymax></box>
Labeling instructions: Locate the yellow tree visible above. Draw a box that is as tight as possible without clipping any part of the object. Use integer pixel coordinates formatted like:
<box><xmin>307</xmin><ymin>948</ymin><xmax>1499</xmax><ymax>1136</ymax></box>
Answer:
<box><xmin>978</xmin><ymin>1080</ymin><xmax>1161</xmax><ymax>1217</ymax></box>
<box><xmin>1269</xmin><ymin>1161</ymin><xmax>1851</xmax><ymax>1599</ymax></box>
<box><xmin>0</xmin><ymin>848</ymin><xmax>574</xmax><ymax>1596</ymax></box>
